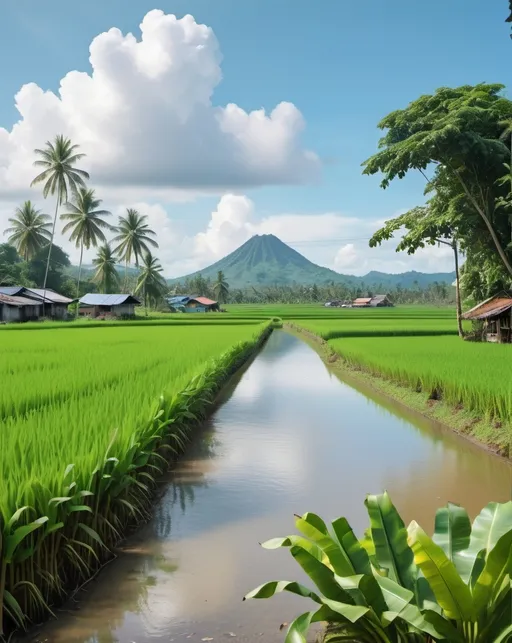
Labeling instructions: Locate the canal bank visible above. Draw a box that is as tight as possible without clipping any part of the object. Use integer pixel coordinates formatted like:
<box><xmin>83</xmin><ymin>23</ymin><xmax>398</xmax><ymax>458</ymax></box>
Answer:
<box><xmin>287</xmin><ymin>323</ymin><xmax>512</xmax><ymax>460</ymax></box>
<box><xmin>28</xmin><ymin>330</ymin><xmax>512</xmax><ymax>643</ymax></box>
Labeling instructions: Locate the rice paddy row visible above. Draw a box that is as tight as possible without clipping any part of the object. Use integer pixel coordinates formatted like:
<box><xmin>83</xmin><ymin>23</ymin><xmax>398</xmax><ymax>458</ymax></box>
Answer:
<box><xmin>0</xmin><ymin>321</ymin><xmax>269</xmax><ymax>636</ymax></box>
<box><xmin>327</xmin><ymin>335</ymin><xmax>512</xmax><ymax>424</ymax></box>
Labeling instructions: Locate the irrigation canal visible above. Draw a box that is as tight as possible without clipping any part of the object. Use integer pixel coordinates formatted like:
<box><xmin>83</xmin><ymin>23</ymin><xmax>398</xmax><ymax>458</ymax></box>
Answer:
<box><xmin>31</xmin><ymin>330</ymin><xmax>512</xmax><ymax>643</ymax></box>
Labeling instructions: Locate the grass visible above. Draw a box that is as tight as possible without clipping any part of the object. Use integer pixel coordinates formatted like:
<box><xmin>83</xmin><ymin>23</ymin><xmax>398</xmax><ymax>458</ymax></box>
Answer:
<box><xmin>0</xmin><ymin>321</ymin><xmax>269</xmax><ymax>636</ymax></box>
<box><xmin>328</xmin><ymin>335</ymin><xmax>512</xmax><ymax>423</ymax></box>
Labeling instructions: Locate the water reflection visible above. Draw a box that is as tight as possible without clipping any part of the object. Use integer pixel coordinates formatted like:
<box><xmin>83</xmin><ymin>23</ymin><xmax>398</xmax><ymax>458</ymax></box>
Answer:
<box><xmin>31</xmin><ymin>331</ymin><xmax>512</xmax><ymax>643</ymax></box>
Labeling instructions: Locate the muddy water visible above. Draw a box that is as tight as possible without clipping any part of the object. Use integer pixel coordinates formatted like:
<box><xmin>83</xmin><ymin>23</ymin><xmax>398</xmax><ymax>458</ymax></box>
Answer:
<box><xmin>32</xmin><ymin>331</ymin><xmax>512</xmax><ymax>643</ymax></box>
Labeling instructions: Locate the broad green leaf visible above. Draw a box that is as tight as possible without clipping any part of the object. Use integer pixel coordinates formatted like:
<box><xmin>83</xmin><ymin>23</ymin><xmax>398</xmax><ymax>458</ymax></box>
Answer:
<box><xmin>261</xmin><ymin>536</ymin><xmax>324</xmax><ymax>561</ymax></box>
<box><xmin>365</xmin><ymin>492</ymin><xmax>416</xmax><ymax>591</ymax></box>
<box><xmin>466</xmin><ymin>502</ymin><xmax>512</xmax><ymax>572</ymax></box>
<box><xmin>493</xmin><ymin>624</ymin><xmax>512</xmax><ymax>643</ymax></box>
<box><xmin>335</xmin><ymin>573</ymin><xmax>387</xmax><ymax>615</ymax></box>
<box><xmin>290</xmin><ymin>546</ymin><xmax>353</xmax><ymax>603</ymax></box>
<box><xmin>433</xmin><ymin>502</ymin><xmax>471</xmax><ymax>577</ymax></box>
<box><xmin>374</xmin><ymin>574</ymin><xmax>413</xmax><ymax>614</ymax></box>
<box><xmin>423</xmin><ymin>609</ymin><xmax>465</xmax><ymax>642</ymax></box>
<box><xmin>407</xmin><ymin>520</ymin><xmax>473</xmax><ymax>622</ymax></box>
<box><xmin>294</xmin><ymin>514</ymin><xmax>354</xmax><ymax>577</ymax></box>
<box><xmin>244</xmin><ymin>580</ymin><xmax>320</xmax><ymax>603</ymax></box>
<box><xmin>319</xmin><ymin>598</ymin><xmax>369</xmax><ymax>623</ymax></box>
<box><xmin>283</xmin><ymin>611</ymin><xmax>315</xmax><ymax>643</ymax></box>
<box><xmin>472</xmin><ymin>530</ymin><xmax>512</xmax><ymax>614</ymax></box>
<box><xmin>331</xmin><ymin>517</ymin><xmax>372</xmax><ymax>576</ymax></box>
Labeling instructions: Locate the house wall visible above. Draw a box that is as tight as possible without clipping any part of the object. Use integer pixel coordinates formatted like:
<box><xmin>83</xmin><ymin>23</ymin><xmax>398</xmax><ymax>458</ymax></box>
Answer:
<box><xmin>50</xmin><ymin>304</ymin><xmax>69</xmax><ymax>319</ymax></box>
<box><xmin>0</xmin><ymin>305</ymin><xmax>21</xmax><ymax>322</ymax></box>
<box><xmin>112</xmin><ymin>303</ymin><xmax>135</xmax><ymax>317</ymax></box>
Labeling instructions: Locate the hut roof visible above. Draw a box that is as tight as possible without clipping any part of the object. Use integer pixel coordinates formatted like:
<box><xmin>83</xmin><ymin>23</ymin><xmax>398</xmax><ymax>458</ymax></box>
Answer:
<box><xmin>0</xmin><ymin>293</ymin><xmax>42</xmax><ymax>307</ymax></box>
<box><xmin>0</xmin><ymin>287</ymin><xmax>24</xmax><ymax>296</ymax></box>
<box><xmin>193</xmin><ymin>296</ymin><xmax>218</xmax><ymax>306</ymax></box>
<box><xmin>353</xmin><ymin>297</ymin><xmax>372</xmax><ymax>304</ymax></box>
<box><xmin>462</xmin><ymin>294</ymin><xmax>512</xmax><ymax>320</ymax></box>
<box><xmin>371</xmin><ymin>294</ymin><xmax>389</xmax><ymax>303</ymax></box>
<box><xmin>80</xmin><ymin>293</ymin><xmax>141</xmax><ymax>306</ymax></box>
<box><xmin>24</xmin><ymin>288</ymin><xmax>76</xmax><ymax>304</ymax></box>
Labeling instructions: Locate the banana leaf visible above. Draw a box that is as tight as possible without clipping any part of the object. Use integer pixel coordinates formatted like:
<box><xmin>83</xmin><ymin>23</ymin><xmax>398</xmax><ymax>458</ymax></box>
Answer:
<box><xmin>365</xmin><ymin>492</ymin><xmax>416</xmax><ymax>592</ymax></box>
<box><xmin>472</xmin><ymin>529</ymin><xmax>512</xmax><ymax>614</ymax></box>
<box><xmin>331</xmin><ymin>517</ymin><xmax>372</xmax><ymax>576</ymax></box>
<box><xmin>290</xmin><ymin>546</ymin><xmax>354</xmax><ymax>603</ymax></box>
<box><xmin>407</xmin><ymin>520</ymin><xmax>473</xmax><ymax>622</ymax></box>
<box><xmin>433</xmin><ymin>502</ymin><xmax>471</xmax><ymax>578</ymax></box>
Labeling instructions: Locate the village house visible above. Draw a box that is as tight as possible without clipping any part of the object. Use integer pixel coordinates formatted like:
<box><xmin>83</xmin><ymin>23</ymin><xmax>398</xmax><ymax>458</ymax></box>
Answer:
<box><xmin>0</xmin><ymin>287</ymin><xmax>74</xmax><ymax>320</ymax></box>
<box><xmin>79</xmin><ymin>294</ymin><xmax>141</xmax><ymax>318</ymax></box>
<box><xmin>352</xmin><ymin>294</ymin><xmax>394</xmax><ymax>308</ymax></box>
<box><xmin>167</xmin><ymin>295</ymin><xmax>220</xmax><ymax>312</ymax></box>
<box><xmin>0</xmin><ymin>292</ymin><xmax>42</xmax><ymax>322</ymax></box>
<box><xmin>462</xmin><ymin>293</ymin><xmax>512</xmax><ymax>344</ymax></box>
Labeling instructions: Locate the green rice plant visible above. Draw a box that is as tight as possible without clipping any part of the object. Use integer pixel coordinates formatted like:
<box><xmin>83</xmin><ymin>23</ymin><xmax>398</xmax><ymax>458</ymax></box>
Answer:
<box><xmin>246</xmin><ymin>492</ymin><xmax>512</xmax><ymax>643</ymax></box>
<box><xmin>0</xmin><ymin>322</ymin><xmax>270</xmax><ymax>637</ymax></box>
<box><xmin>327</xmin><ymin>336</ymin><xmax>512</xmax><ymax>424</ymax></box>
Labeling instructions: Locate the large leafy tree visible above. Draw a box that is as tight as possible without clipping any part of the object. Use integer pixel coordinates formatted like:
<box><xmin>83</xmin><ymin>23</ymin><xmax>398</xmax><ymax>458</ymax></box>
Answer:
<box><xmin>112</xmin><ymin>209</ymin><xmax>158</xmax><ymax>291</ymax></box>
<box><xmin>134</xmin><ymin>251</ymin><xmax>167</xmax><ymax>310</ymax></box>
<box><xmin>4</xmin><ymin>201</ymin><xmax>52</xmax><ymax>261</ymax></box>
<box><xmin>214</xmin><ymin>270</ymin><xmax>229</xmax><ymax>303</ymax></box>
<box><xmin>92</xmin><ymin>244</ymin><xmax>120</xmax><ymax>294</ymax></box>
<box><xmin>363</xmin><ymin>84</ymin><xmax>512</xmax><ymax>281</ymax></box>
<box><xmin>61</xmin><ymin>188</ymin><xmax>112</xmax><ymax>302</ymax></box>
<box><xmin>27</xmin><ymin>244</ymin><xmax>71</xmax><ymax>293</ymax></box>
<box><xmin>31</xmin><ymin>135</ymin><xmax>89</xmax><ymax>306</ymax></box>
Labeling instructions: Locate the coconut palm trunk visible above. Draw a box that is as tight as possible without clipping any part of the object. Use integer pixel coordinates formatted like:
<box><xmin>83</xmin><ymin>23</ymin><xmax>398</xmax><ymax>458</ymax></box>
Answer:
<box><xmin>75</xmin><ymin>241</ymin><xmax>84</xmax><ymax>318</ymax></box>
<box><xmin>42</xmin><ymin>198</ymin><xmax>60</xmax><ymax>317</ymax></box>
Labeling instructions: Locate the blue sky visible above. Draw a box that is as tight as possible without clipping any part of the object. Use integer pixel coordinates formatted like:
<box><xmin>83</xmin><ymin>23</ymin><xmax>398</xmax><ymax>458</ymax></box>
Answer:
<box><xmin>0</xmin><ymin>1</ymin><xmax>509</xmax><ymax>275</ymax></box>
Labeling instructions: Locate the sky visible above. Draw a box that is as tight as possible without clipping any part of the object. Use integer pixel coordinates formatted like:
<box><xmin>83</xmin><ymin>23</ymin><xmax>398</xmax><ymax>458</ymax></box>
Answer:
<box><xmin>0</xmin><ymin>0</ymin><xmax>509</xmax><ymax>277</ymax></box>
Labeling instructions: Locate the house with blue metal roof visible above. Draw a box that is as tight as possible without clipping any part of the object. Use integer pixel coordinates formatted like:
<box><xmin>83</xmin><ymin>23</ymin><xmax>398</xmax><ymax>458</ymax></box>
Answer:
<box><xmin>79</xmin><ymin>294</ymin><xmax>141</xmax><ymax>318</ymax></box>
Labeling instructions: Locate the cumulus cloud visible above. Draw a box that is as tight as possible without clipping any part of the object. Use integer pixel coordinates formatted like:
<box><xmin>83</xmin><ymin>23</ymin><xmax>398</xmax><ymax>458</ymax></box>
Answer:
<box><xmin>0</xmin><ymin>10</ymin><xmax>319</xmax><ymax>200</ymax></box>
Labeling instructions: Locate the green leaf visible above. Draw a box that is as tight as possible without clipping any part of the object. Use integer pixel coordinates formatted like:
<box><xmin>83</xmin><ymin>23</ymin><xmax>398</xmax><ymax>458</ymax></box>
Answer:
<box><xmin>261</xmin><ymin>536</ymin><xmax>324</xmax><ymax>561</ymax></box>
<box><xmin>319</xmin><ymin>598</ymin><xmax>369</xmax><ymax>623</ymax></box>
<box><xmin>365</xmin><ymin>492</ymin><xmax>416</xmax><ymax>591</ymax></box>
<box><xmin>433</xmin><ymin>502</ymin><xmax>471</xmax><ymax>577</ymax></box>
<box><xmin>331</xmin><ymin>517</ymin><xmax>372</xmax><ymax>576</ymax></box>
<box><xmin>3</xmin><ymin>590</ymin><xmax>26</xmax><ymax>628</ymax></box>
<box><xmin>5</xmin><ymin>517</ymin><xmax>48</xmax><ymax>562</ymax></box>
<box><xmin>290</xmin><ymin>546</ymin><xmax>353</xmax><ymax>603</ymax></box>
<box><xmin>283</xmin><ymin>611</ymin><xmax>315</xmax><ymax>643</ymax></box>
<box><xmin>244</xmin><ymin>580</ymin><xmax>320</xmax><ymax>603</ymax></box>
<box><xmin>472</xmin><ymin>529</ymin><xmax>512</xmax><ymax>615</ymax></box>
<box><xmin>461</xmin><ymin>501</ymin><xmax>512</xmax><ymax>585</ymax></box>
<box><xmin>407</xmin><ymin>520</ymin><xmax>473</xmax><ymax>622</ymax></box>
<box><xmin>78</xmin><ymin>522</ymin><xmax>106</xmax><ymax>549</ymax></box>
<box><xmin>294</xmin><ymin>514</ymin><xmax>355</xmax><ymax>576</ymax></box>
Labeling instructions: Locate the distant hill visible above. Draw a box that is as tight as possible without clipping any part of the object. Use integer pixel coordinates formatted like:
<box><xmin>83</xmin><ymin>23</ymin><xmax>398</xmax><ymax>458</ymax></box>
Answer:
<box><xmin>171</xmin><ymin>234</ymin><xmax>455</xmax><ymax>289</ymax></box>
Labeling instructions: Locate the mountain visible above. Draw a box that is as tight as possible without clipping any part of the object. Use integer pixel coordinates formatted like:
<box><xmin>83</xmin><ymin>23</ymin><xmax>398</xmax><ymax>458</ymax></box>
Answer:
<box><xmin>172</xmin><ymin>234</ymin><xmax>455</xmax><ymax>289</ymax></box>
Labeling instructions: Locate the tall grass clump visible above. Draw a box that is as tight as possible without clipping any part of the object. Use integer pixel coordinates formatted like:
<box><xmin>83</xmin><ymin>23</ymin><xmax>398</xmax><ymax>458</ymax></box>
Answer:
<box><xmin>0</xmin><ymin>322</ymin><xmax>270</xmax><ymax>637</ymax></box>
<box><xmin>328</xmin><ymin>336</ymin><xmax>512</xmax><ymax>424</ymax></box>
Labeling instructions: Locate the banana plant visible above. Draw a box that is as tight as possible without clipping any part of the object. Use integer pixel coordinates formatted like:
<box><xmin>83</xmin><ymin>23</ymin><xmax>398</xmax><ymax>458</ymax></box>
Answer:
<box><xmin>244</xmin><ymin>493</ymin><xmax>512</xmax><ymax>643</ymax></box>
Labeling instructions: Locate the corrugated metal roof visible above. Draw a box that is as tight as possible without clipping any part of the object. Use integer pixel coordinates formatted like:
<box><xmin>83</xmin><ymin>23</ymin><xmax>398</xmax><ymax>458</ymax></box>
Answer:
<box><xmin>371</xmin><ymin>295</ymin><xmax>388</xmax><ymax>302</ymax></box>
<box><xmin>193</xmin><ymin>296</ymin><xmax>218</xmax><ymax>306</ymax></box>
<box><xmin>24</xmin><ymin>288</ymin><xmax>75</xmax><ymax>304</ymax></box>
<box><xmin>462</xmin><ymin>297</ymin><xmax>512</xmax><ymax>320</ymax></box>
<box><xmin>353</xmin><ymin>298</ymin><xmax>372</xmax><ymax>304</ymax></box>
<box><xmin>79</xmin><ymin>293</ymin><xmax>141</xmax><ymax>306</ymax></box>
<box><xmin>0</xmin><ymin>293</ymin><xmax>42</xmax><ymax>307</ymax></box>
<box><xmin>0</xmin><ymin>286</ymin><xmax>24</xmax><ymax>296</ymax></box>
<box><xmin>168</xmin><ymin>295</ymin><xmax>191</xmax><ymax>304</ymax></box>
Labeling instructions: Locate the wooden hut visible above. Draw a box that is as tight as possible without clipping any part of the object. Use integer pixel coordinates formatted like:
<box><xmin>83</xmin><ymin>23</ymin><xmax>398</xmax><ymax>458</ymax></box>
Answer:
<box><xmin>369</xmin><ymin>294</ymin><xmax>394</xmax><ymax>307</ymax></box>
<box><xmin>0</xmin><ymin>287</ymin><xmax>74</xmax><ymax>319</ymax></box>
<box><xmin>353</xmin><ymin>297</ymin><xmax>372</xmax><ymax>308</ymax></box>
<box><xmin>79</xmin><ymin>294</ymin><xmax>141</xmax><ymax>318</ymax></box>
<box><xmin>462</xmin><ymin>293</ymin><xmax>512</xmax><ymax>343</ymax></box>
<box><xmin>0</xmin><ymin>292</ymin><xmax>42</xmax><ymax>322</ymax></box>
<box><xmin>167</xmin><ymin>295</ymin><xmax>220</xmax><ymax>312</ymax></box>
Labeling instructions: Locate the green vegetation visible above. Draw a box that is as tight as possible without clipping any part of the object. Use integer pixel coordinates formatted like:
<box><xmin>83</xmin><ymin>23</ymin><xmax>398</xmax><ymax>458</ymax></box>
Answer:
<box><xmin>246</xmin><ymin>492</ymin><xmax>512</xmax><ymax>643</ymax></box>
<box><xmin>328</xmin><ymin>336</ymin><xmax>512</xmax><ymax>424</ymax></box>
<box><xmin>0</xmin><ymin>321</ymin><xmax>269</xmax><ymax>636</ymax></box>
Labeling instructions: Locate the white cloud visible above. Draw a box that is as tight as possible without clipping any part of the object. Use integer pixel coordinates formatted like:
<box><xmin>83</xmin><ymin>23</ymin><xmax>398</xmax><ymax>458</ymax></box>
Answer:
<box><xmin>0</xmin><ymin>10</ymin><xmax>319</xmax><ymax>201</ymax></box>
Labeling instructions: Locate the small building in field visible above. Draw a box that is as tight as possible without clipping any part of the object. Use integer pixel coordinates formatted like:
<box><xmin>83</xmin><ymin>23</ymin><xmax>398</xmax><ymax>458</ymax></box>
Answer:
<box><xmin>0</xmin><ymin>292</ymin><xmax>42</xmax><ymax>322</ymax></box>
<box><xmin>462</xmin><ymin>293</ymin><xmax>512</xmax><ymax>343</ymax></box>
<box><xmin>0</xmin><ymin>286</ymin><xmax>74</xmax><ymax>319</ymax></box>
<box><xmin>369</xmin><ymin>294</ymin><xmax>394</xmax><ymax>307</ymax></box>
<box><xmin>353</xmin><ymin>297</ymin><xmax>372</xmax><ymax>308</ymax></box>
<box><xmin>79</xmin><ymin>293</ymin><xmax>141</xmax><ymax>318</ymax></box>
<box><xmin>167</xmin><ymin>295</ymin><xmax>220</xmax><ymax>313</ymax></box>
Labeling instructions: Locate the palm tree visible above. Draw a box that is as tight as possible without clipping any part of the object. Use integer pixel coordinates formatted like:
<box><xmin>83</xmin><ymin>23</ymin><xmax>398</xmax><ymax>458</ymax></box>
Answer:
<box><xmin>92</xmin><ymin>244</ymin><xmax>120</xmax><ymax>294</ymax></box>
<box><xmin>4</xmin><ymin>201</ymin><xmax>52</xmax><ymax>260</ymax></box>
<box><xmin>31</xmin><ymin>135</ymin><xmax>89</xmax><ymax>309</ymax></box>
<box><xmin>111</xmin><ymin>208</ymin><xmax>158</xmax><ymax>291</ymax></box>
<box><xmin>61</xmin><ymin>188</ymin><xmax>112</xmax><ymax>304</ymax></box>
<box><xmin>214</xmin><ymin>270</ymin><xmax>229</xmax><ymax>303</ymax></box>
<box><xmin>134</xmin><ymin>251</ymin><xmax>167</xmax><ymax>312</ymax></box>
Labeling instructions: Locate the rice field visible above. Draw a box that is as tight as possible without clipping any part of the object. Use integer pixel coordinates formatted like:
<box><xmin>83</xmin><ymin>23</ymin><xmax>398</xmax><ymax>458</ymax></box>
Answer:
<box><xmin>328</xmin><ymin>335</ymin><xmax>512</xmax><ymax>422</ymax></box>
<box><xmin>0</xmin><ymin>321</ymin><xmax>268</xmax><ymax>635</ymax></box>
